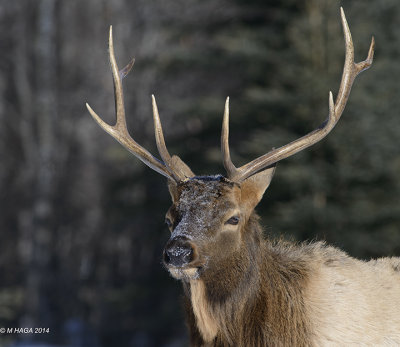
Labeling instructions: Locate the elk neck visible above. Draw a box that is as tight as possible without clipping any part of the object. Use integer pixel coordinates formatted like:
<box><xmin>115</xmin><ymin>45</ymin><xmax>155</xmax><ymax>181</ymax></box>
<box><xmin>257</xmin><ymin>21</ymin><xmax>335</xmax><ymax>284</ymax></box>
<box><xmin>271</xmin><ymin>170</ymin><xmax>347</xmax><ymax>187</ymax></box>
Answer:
<box><xmin>183</xmin><ymin>212</ymin><xmax>313</xmax><ymax>345</ymax></box>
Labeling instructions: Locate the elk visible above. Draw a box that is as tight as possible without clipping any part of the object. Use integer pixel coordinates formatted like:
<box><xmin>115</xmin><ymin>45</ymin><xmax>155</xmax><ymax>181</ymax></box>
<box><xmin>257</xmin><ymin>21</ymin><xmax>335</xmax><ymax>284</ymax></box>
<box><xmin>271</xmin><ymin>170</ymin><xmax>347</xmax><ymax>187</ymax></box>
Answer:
<box><xmin>86</xmin><ymin>8</ymin><xmax>400</xmax><ymax>346</ymax></box>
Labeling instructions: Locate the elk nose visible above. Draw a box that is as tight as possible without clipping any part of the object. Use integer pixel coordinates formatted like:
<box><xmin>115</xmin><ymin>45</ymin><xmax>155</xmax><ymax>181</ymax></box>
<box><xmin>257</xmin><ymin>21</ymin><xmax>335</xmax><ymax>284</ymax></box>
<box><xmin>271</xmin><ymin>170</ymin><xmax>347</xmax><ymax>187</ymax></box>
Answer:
<box><xmin>163</xmin><ymin>237</ymin><xmax>194</xmax><ymax>267</ymax></box>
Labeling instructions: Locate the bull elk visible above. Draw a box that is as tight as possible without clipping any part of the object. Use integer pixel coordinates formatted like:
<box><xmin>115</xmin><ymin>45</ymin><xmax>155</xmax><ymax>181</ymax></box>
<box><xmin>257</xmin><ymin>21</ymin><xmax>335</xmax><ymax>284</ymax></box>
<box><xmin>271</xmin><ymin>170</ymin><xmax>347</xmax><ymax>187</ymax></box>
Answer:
<box><xmin>86</xmin><ymin>8</ymin><xmax>400</xmax><ymax>346</ymax></box>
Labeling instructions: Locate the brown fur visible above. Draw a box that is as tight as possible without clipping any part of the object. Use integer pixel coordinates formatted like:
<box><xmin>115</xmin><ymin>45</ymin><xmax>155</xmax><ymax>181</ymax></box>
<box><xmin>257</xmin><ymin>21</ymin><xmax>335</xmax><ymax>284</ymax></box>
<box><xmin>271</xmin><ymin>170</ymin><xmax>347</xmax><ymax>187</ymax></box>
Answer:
<box><xmin>164</xmin><ymin>174</ymin><xmax>400</xmax><ymax>346</ymax></box>
<box><xmin>181</xmin><ymin>214</ymin><xmax>314</xmax><ymax>346</ymax></box>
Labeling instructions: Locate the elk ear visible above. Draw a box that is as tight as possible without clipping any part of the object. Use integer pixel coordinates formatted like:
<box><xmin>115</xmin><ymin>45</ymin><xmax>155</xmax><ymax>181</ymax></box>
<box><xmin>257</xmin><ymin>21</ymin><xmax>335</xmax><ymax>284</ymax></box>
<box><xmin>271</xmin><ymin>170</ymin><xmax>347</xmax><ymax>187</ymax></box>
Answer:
<box><xmin>240</xmin><ymin>165</ymin><xmax>276</xmax><ymax>212</ymax></box>
<box><xmin>171</xmin><ymin>155</ymin><xmax>194</xmax><ymax>179</ymax></box>
<box><xmin>168</xmin><ymin>180</ymin><xmax>179</xmax><ymax>203</ymax></box>
<box><xmin>167</xmin><ymin>155</ymin><xmax>194</xmax><ymax>203</ymax></box>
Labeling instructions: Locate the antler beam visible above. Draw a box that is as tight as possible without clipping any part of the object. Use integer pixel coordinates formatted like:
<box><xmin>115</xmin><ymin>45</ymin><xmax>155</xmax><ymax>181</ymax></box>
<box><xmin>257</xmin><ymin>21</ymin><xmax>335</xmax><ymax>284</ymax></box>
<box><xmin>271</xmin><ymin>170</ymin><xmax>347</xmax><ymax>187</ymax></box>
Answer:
<box><xmin>222</xmin><ymin>7</ymin><xmax>374</xmax><ymax>182</ymax></box>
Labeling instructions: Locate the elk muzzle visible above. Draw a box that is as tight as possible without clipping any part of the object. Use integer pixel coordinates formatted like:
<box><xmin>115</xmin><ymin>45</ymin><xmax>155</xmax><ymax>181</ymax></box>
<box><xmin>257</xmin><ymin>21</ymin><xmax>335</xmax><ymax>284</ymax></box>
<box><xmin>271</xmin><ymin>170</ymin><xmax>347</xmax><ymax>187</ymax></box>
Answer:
<box><xmin>163</xmin><ymin>236</ymin><xmax>196</xmax><ymax>268</ymax></box>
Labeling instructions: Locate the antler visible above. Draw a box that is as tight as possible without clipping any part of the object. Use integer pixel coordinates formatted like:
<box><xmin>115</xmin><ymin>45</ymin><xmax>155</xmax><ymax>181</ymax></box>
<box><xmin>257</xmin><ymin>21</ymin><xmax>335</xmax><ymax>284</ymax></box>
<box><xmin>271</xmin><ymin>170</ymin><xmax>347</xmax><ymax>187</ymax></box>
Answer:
<box><xmin>86</xmin><ymin>27</ymin><xmax>188</xmax><ymax>183</ymax></box>
<box><xmin>222</xmin><ymin>7</ymin><xmax>374</xmax><ymax>182</ymax></box>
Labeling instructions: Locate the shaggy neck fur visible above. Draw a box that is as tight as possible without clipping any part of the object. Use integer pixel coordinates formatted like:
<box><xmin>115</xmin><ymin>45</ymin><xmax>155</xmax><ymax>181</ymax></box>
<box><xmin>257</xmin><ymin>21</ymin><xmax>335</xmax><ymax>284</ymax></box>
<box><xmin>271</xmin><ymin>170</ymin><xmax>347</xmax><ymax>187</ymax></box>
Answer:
<box><xmin>183</xmin><ymin>214</ymin><xmax>312</xmax><ymax>346</ymax></box>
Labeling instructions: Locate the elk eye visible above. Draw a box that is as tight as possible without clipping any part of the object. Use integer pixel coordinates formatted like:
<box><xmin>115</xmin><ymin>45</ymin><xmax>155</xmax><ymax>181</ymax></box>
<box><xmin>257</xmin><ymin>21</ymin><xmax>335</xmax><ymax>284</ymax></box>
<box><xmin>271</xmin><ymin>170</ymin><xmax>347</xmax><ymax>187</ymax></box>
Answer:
<box><xmin>225</xmin><ymin>216</ymin><xmax>240</xmax><ymax>225</ymax></box>
<box><xmin>165</xmin><ymin>218</ymin><xmax>172</xmax><ymax>228</ymax></box>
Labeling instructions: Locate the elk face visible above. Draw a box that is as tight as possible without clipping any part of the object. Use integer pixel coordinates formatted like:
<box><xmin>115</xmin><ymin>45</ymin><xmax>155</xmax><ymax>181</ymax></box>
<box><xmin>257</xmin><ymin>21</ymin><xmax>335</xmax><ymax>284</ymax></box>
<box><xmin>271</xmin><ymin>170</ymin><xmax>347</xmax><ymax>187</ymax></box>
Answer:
<box><xmin>163</xmin><ymin>169</ymin><xmax>275</xmax><ymax>281</ymax></box>
<box><xmin>163</xmin><ymin>176</ymin><xmax>241</xmax><ymax>281</ymax></box>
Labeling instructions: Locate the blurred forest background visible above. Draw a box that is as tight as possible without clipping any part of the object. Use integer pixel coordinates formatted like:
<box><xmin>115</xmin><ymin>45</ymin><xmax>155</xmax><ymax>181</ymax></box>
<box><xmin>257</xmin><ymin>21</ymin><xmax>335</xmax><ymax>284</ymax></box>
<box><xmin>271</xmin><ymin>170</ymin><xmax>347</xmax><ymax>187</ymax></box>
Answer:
<box><xmin>0</xmin><ymin>0</ymin><xmax>399</xmax><ymax>346</ymax></box>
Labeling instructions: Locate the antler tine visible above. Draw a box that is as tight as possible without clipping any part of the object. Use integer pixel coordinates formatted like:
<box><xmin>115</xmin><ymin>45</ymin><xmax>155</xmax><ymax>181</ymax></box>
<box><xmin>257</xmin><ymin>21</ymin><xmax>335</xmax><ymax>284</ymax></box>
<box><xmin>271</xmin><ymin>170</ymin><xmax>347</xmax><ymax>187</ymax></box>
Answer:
<box><xmin>221</xmin><ymin>97</ymin><xmax>239</xmax><ymax>178</ymax></box>
<box><xmin>335</xmin><ymin>7</ymin><xmax>375</xmax><ymax>118</ymax></box>
<box><xmin>225</xmin><ymin>8</ymin><xmax>374</xmax><ymax>182</ymax></box>
<box><xmin>152</xmin><ymin>95</ymin><xmax>186</xmax><ymax>181</ymax></box>
<box><xmin>86</xmin><ymin>26</ymin><xmax>179</xmax><ymax>181</ymax></box>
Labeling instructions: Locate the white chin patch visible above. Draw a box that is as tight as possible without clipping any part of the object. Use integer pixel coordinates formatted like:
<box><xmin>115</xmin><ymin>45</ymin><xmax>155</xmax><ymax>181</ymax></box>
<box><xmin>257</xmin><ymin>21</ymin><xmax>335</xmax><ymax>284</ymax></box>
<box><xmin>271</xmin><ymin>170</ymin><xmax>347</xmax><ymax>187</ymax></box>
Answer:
<box><xmin>169</xmin><ymin>267</ymin><xmax>199</xmax><ymax>281</ymax></box>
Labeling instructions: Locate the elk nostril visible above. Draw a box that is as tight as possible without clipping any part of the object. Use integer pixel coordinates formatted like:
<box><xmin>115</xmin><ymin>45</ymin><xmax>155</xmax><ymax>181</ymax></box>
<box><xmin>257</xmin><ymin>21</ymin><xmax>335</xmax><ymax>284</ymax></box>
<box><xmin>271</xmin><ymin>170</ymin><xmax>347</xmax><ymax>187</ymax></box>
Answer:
<box><xmin>183</xmin><ymin>248</ymin><xmax>193</xmax><ymax>263</ymax></box>
<box><xmin>163</xmin><ymin>251</ymin><xmax>171</xmax><ymax>264</ymax></box>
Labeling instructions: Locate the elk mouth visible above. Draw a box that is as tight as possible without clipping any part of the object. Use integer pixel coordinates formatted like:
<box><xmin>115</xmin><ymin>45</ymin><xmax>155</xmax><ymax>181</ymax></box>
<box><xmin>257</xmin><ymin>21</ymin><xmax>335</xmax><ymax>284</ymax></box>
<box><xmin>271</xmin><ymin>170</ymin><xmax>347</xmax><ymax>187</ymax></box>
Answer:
<box><xmin>164</xmin><ymin>256</ymin><xmax>206</xmax><ymax>281</ymax></box>
<box><xmin>167</xmin><ymin>265</ymin><xmax>202</xmax><ymax>281</ymax></box>
<box><xmin>164</xmin><ymin>255</ymin><xmax>206</xmax><ymax>281</ymax></box>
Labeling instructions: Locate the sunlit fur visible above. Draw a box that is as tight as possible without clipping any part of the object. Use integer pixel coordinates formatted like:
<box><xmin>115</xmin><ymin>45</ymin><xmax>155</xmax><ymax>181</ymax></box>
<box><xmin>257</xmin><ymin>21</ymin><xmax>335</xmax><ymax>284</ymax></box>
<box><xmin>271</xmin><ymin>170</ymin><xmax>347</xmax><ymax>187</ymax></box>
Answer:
<box><xmin>164</xmin><ymin>174</ymin><xmax>400</xmax><ymax>346</ymax></box>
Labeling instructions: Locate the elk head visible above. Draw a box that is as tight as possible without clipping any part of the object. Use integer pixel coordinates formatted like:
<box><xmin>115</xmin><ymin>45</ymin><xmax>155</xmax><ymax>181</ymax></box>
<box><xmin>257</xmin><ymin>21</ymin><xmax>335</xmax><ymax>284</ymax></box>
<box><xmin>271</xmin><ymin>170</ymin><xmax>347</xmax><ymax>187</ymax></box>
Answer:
<box><xmin>86</xmin><ymin>8</ymin><xmax>374</xmax><ymax>282</ymax></box>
